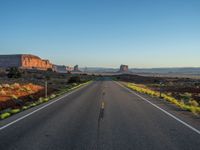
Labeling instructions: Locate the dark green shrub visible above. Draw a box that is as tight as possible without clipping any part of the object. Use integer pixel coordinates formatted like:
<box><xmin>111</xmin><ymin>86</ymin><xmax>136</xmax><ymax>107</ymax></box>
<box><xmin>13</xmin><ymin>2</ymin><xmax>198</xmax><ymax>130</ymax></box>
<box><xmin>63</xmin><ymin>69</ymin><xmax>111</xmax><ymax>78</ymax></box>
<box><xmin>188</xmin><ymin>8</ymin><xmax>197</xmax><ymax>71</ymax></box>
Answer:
<box><xmin>7</xmin><ymin>67</ymin><xmax>22</xmax><ymax>78</ymax></box>
<box><xmin>68</xmin><ymin>76</ymin><xmax>81</xmax><ymax>83</ymax></box>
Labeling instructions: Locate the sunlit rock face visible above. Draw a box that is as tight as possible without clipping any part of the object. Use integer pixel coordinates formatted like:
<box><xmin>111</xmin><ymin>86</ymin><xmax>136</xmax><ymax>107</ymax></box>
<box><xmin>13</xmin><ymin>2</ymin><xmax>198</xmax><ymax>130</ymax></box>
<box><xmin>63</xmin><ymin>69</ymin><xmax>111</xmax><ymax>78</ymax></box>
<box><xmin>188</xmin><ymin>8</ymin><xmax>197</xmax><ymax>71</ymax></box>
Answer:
<box><xmin>0</xmin><ymin>54</ymin><xmax>53</xmax><ymax>70</ymax></box>
<box><xmin>21</xmin><ymin>54</ymin><xmax>52</xmax><ymax>70</ymax></box>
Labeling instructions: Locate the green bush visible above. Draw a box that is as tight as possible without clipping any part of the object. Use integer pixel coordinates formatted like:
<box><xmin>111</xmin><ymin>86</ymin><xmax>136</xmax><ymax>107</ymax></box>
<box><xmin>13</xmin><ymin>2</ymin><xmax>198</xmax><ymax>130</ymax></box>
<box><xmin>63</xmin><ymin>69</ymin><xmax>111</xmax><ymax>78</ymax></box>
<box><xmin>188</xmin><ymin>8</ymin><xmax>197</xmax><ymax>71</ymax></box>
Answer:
<box><xmin>0</xmin><ymin>112</ymin><xmax>11</xmax><ymax>119</ymax></box>
<box><xmin>56</xmin><ymin>93</ymin><xmax>61</xmax><ymax>96</ymax></box>
<box><xmin>35</xmin><ymin>101</ymin><xmax>42</xmax><ymax>105</ymax></box>
<box><xmin>68</xmin><ymin>76</ymin><xmax>81</xmax><ymax>83</ymax></box>
<box><xmin>7</xmin><ymin>67</ymin><xmax>22</xmax><ymax>78</ymax></box>
<box><xmin>189</xmin><ymin>100</ymin><xmax>199</xmax><ymax>107</ymax></box>
<box><xmin>72</xmin><ymin>83</ymin><xmax>77</xmax><ymax>86</ymax></box>
<box><xmin>22</xmin><ymin>106</ymin><xmax>28</xmax><ymax>110</ymax></box>
<box><xmin>30</xmin><ymin>103</ymin><xmax>37</xmax><ymax>107</ymax></box>
<box><xmin>39</xmin><ymin>97</ymin><xmax>44</xmax><ymax>101</ymax></box>
<box><xmin>43</xmin><ymin>98</ymin><xmax>49</xmax><ymax>102</ymax></box>
<box><xmin>10</xmin><ymin>109</ymin><xmax>20</xmax><ymax>114</ymax></box>
<box><xmin>11</xmin><ymin>95</ymin><xmax>18</xmax><ymax>99</ymax></box>
<box><xmin>50</xmin><ymin>94</ymin><xmax>56</xmax><ymax>99</ymax></box>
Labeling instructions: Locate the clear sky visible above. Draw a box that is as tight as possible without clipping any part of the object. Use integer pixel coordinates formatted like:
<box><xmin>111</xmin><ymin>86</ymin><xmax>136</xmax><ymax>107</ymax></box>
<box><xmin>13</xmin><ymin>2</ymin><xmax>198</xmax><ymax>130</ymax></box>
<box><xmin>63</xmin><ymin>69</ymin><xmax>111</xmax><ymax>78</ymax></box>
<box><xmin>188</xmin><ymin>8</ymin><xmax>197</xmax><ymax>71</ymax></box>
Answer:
<box><xmin>0</xmin><ymin>0</ymin><xmax>200</xmax><ymax>68</ymax></box>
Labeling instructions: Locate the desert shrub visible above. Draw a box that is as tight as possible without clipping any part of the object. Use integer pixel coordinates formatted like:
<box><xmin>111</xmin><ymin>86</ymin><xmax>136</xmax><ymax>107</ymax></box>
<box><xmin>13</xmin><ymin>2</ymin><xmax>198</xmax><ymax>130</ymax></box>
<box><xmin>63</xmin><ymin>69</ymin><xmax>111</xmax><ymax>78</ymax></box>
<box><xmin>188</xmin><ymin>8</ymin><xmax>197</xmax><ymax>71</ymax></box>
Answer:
<box><xmin>166</xmin><ymin>92</ymin><xmax>172</xmax><ymax>96</ymax></box>
<box><xmin>189</xmin><ymin>106</ymin><xmax>200</xmax><ymax>115</ymax></box>
<box><xmin>72</xmin><ymin>83</ymin><xmax>77</xmax><ymax>86</ymax></box>
<box><xmin>23</xmin><ymin>86</ymin><xmax>32</xmax><ymax>92</ymax></box>
<box><xmin>35</xmin><ymin>100</ymin><xmax>42</xmax><ymax>105</ymax></box>
<box><xmin>2</xmin><ymin>84</ymin><xmax>10</xmax><ymax>88</ymax></box>
<box><xmin>56</xmin><ymin>93</ymin><xmax>61</xmax><ymax>96</ymax></box>
<box><xmin>10</xmin><ymin>95</ymin><xmax>18</xmax><ymax>100</ymax></box>
<box><xmin>0</xmin><ymin>89</ymin><xmax>6</xmax><ymax>96</ymax></box>
<box><xmin>7</xmin><ymin>67</ymin><xmax>21</xmax><ymax>78</ymax></box>
<box><xmin>45</xmin><ymin>75</ymin><xmax>51</xmax><ymax>80</ymax></box>
<box><xmin>28</xmin><ymin>90</ymin><xmax>33</xmax><ymax>94</ymax></box>
<box><xmin>50</xmin><ymin>94</ymin><xmax>56</xmax><ymax>99</ymax></box>
<box><xmin>25</xmin><ymin>86</ymin><xmax>31</xmax><ymax>91</ymax></box>
<box><xmin>39</xmin><ymin>97</ymin><xmax>44</xmax><ymax>101</ymax></box>
<box><xmin>10</xmin><ymin>109</ymin><xmax>20</xmax><ymax>114</ymax></box>
<box><xmin>28</xmin><ymin>95</ymin><xmax>34</xmax><ymax>100</ymax></box>
<box><xmin>38</xmin><ymin>99</ymin><xmax>44</xmax><ymax>104</ymax></box>
<box><xmin>189</xmin><ymin>100</ymin><xmax>199</xmax><ymax>107</ymax></box>
<box><xmin>0</xmin><ymin>112</ymin><xmax>11</xmax><ymax>119</ymax></box>
<box><xmin>22</xmin><ymin>106</ymin><xmax>28</xmax><ymax>110</ymax></box>
<box><xmin>30</xmin><ymin>103</ymin><xmax>37</xmax><ymax>107</ymax></box>
<box><xmin>10</xmin><ymin>85</ymin><xmax>15</xmax><ymax>90</ymax></box>
<box><xmin>22</xmin><ymin>105</ymin><xmax>33</xmax><ymax>110</ymax></box>
<box><xmin>180</xmin><ymin>93</ymin><xmax>191</xmax><ymax>101</ymax></box>
<box><xmin>14</xmin><ymin>99</ymin><xmax>24</xmax><ymax>107</ymax></box>
<box><xmin>68</xmin><ymin>76</ymin><xmax>81</xmax><ymax>83</ymax></box>
<box><xmin>47</xmin><ymin>68</ymin><xmax>53</xmax><ymax>72</ymax></box>
<box><xmin>43</xmin><ymin>98</ymin><xmax>49</xmax><ymax>102</ymax></box>
<box><xmin>13</xmin><ymin>83</ymin><xmax>20</xmax><ymax>89</ymax></box>
<box><xmin>19</xmin><ymin>87</ymin><xmax>27</xmax><ymax>92</ymax></box>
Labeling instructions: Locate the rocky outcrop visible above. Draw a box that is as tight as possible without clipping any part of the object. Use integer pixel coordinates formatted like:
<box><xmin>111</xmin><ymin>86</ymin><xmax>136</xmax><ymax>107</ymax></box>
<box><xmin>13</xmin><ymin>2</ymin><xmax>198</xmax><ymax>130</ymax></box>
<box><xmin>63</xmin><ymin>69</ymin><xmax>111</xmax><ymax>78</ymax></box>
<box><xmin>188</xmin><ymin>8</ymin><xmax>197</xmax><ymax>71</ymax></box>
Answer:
<box><xmin>73</xmin><ymin>65</ymin><xmax>81</xmax><ymax>72</ymax></box>
<box><xmin>0</xmin><ymin>54</ymin><xmax>53</xmax><ymax>70</ymax></box>
<box><xmin>21</xmin><ymin>54</ymin><xmax>52</xmax><ymax>70</ymax></box>
<box><xmin>53</xmin><ymin>65</ymin><xmax>67</xmax><ymax>73</ymax></box>
<box><xmin>119</xmin><ymin>64</ymin><xmax>129</xmax><ymax>72</ymax></box>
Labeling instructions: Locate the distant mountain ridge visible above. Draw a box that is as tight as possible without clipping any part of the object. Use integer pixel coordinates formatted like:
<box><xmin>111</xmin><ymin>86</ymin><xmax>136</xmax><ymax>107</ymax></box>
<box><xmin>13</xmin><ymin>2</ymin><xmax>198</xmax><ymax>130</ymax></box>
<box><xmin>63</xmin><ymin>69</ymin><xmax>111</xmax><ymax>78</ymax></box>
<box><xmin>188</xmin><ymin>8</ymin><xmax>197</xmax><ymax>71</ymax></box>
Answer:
<box><xmin>80</xmin><ymin>67</ymin><xmax>200</xmax><ymax>74</ymax></box>
<box><xmin>130</xmin><ymin>67</ymin><xmax>200</xmax><ymax>74</ymax></box>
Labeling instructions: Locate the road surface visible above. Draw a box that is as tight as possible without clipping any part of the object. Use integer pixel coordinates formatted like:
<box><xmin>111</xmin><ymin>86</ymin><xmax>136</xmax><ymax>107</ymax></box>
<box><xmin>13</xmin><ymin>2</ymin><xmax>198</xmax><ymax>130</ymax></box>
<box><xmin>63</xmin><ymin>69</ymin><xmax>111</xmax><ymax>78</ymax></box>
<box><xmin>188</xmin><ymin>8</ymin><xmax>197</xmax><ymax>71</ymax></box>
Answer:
<box><xmin>0</xmin><ymin>79</ymin><xmax>200</xmax><ymax>150</ymax></box>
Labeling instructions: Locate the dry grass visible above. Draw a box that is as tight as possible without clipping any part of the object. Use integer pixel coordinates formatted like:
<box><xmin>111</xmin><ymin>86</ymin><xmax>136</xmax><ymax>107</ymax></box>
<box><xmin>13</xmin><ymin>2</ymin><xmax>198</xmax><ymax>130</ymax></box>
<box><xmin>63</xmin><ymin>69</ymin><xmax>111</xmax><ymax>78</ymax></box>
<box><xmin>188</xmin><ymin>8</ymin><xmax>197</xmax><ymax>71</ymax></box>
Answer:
<box><xmin>125</xmin><ymin>82</ymin><xmax>200</xmax><ymax>115</ymax></box>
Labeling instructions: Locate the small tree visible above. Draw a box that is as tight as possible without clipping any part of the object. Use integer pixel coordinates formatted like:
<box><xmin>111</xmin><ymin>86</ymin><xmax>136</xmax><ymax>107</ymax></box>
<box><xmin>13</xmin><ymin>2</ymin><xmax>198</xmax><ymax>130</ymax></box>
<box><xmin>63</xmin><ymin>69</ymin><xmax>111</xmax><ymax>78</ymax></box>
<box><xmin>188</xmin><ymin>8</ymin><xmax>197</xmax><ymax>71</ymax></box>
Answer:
<box><xmin>68</xmin><ymin>76</ymin><xmax>81</xmax><ymax>83</ymax></box>
<box><xmin>47</xmin><ymin>68</ymin><xmax>53</xmax><ymax>72</ymax></box>
<box><xmin>7</xmin><ymin>67</ymin><xmax>21</xmax><ymax>78</ymax></box>
<box><xmin>45</xmin><ymin>75</ymin><xmax>51</xmax><ymax>81</ymax></box>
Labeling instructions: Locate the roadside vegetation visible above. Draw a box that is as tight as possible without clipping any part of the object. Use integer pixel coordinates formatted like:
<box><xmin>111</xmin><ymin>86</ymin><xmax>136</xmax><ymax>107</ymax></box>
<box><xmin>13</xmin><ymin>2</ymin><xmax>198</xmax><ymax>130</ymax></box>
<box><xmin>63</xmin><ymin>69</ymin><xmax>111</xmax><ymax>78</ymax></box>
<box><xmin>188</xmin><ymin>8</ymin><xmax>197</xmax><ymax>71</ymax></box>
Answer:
<box><xmin>0</xmin><ymin>70</ymin><xmax>95</xmax><ymax>120</ymax></box>
<box><xmin>115</xmin><ymin>74</ymin><xmax>200</xmax><ymax>115</ymax></box>
<box><xmin>0</xmin><ymin>81</ymin><xmax>91</xmax><ymax>120</ymax></box>
<box><xmin>125</xmin><ymin>83</ymin><xmax>200</xmax><ymax>115</ymax></box>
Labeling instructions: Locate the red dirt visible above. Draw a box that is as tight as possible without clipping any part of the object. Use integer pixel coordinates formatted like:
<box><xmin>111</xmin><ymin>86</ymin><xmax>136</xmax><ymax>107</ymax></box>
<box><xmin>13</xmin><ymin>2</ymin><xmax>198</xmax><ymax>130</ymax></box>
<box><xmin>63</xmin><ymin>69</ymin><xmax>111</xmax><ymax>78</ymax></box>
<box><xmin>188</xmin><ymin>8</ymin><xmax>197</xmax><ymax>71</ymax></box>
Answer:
<box><xmin>0</xmin><ymin>83</ymin><xmax>44</xmax><ymax>102</ymax></box>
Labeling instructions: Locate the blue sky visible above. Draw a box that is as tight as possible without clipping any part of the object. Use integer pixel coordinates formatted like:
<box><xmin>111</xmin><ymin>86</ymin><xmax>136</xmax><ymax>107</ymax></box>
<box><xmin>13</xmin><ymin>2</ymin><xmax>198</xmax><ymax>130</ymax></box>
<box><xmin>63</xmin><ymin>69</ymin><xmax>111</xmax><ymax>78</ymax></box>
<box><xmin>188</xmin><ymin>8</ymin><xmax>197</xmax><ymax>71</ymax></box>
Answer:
<box><xmin>0</xmin><ymin>0</ymin><xmax>200</xmax><ymax>68</ymax></box>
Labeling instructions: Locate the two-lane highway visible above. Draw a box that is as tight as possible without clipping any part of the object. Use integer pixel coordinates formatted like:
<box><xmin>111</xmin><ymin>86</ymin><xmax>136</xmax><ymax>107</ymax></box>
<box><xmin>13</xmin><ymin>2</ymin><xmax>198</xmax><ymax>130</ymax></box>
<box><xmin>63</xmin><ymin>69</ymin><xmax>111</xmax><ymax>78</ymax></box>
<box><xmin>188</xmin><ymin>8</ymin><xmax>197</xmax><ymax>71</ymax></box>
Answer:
<box><xmin>0</xmin><ymin>79</ymin><xmax>200</xmax><ymax>150</ymax></box>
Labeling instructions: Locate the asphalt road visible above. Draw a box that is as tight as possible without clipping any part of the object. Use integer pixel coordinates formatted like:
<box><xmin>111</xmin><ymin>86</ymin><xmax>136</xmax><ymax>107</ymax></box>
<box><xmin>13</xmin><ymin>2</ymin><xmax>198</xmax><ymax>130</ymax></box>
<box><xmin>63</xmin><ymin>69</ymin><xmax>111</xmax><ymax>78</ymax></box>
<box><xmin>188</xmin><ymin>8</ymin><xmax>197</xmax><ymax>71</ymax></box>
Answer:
<box><xmin>0</xmin><ymin>79</ymin><xmax>200</xmax><ymax>150</ymax></box>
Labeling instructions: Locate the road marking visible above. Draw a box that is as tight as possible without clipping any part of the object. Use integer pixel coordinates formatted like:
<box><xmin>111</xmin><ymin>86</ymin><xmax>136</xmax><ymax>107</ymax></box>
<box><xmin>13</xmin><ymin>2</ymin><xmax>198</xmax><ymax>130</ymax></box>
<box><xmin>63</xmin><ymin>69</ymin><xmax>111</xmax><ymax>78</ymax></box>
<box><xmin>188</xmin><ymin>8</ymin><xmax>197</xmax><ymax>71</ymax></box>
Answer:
<box><xmin>101</xmin><ymin>101</ymin><xmax>105</xmax><ymax>109</ymax></box>
<box><xmin>114</xmin><ymin>81</ymin><xmax>200</xmax><ymax>135</ymax></box>
<box><xmin>0</xmin><ymin>83</ymin><xmax>91</xmax><ymax>131</ymax></box>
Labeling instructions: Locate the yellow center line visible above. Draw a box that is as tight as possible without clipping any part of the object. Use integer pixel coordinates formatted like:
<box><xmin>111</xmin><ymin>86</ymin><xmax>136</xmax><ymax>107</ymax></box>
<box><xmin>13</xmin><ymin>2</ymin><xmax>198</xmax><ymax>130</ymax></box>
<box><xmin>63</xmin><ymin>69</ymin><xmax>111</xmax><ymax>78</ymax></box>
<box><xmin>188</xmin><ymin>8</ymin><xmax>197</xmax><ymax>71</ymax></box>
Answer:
<box><xmin>101</xmin><ymin>101</ymin><xmax>105</xmax><ymax>109</ymax></box>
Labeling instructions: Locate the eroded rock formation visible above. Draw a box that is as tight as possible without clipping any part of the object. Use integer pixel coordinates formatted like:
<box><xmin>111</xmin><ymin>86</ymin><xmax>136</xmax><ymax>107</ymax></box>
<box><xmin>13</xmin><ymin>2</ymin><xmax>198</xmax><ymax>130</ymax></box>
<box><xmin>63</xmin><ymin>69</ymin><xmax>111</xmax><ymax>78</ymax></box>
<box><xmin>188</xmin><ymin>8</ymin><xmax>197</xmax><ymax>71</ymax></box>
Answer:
<box><xmin>0</xmin><ymin>54</ymin><xmax>53</xmax><ymax>70</ymax></box>
<box><xmin>21</xmin><ymin>55</ymin><xmax>52</xmax><ymax>70</ymax></box>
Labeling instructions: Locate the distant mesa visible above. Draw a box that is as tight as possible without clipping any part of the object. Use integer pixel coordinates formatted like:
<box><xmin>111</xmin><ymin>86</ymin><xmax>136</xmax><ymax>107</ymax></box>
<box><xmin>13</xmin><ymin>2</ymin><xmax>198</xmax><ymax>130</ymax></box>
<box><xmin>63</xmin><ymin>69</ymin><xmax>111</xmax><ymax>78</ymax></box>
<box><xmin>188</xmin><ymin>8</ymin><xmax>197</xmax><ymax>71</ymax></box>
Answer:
<box><xmin>119</xmin><ymin>64</ymin><xmax>129</xmax><ymax>72</ymax></box>
<box><xmin>53</xmin><ymin>65</ymin><xmax>81</xmax><ymax>73</ymax></box>
<box><xmin>0</xmin><ymin>54</ymin><xmax>80</xmax><ymax>74</ymax></box>
<box><xmin>53</xmin><ymin>65</ymin><xmax>67</xmax><ymax>73</ymax></box>
<box><xmin>0</xmin><ymin>54</ymin><xmax>53</xmax><ymax>70</ymax></box>
<box><xmin>72</xmin><ymin>65</ymin><xmax>81</xmax><ymax>72</ymax></box>
<box><xmin>66</xmin><ymin>66</ymin><xmax>74</xmax><ymax>72</ymax></box>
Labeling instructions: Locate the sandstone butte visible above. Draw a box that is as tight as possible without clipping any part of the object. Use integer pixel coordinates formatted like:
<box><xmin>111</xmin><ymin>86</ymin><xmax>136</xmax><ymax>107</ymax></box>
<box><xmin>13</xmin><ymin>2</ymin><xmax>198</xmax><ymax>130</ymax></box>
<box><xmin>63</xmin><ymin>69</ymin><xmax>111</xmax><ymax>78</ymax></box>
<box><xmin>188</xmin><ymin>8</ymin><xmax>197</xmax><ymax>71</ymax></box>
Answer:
<box><xmin>0</xmin><ymin>54</ymin><xmax>53</xmax><ymax>70</ymax></box>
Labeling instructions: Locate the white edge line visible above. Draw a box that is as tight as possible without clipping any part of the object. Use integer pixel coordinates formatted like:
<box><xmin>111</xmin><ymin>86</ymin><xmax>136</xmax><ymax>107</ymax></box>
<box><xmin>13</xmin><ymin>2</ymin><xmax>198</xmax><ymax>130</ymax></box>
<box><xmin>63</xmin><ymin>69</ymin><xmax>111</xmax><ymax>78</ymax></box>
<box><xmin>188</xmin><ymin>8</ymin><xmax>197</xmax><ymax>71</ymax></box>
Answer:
<box><xmin>0</xmin><ymin>83</ymin><xmax>91</xmax><ymax>131</ymax></box>
<box><xmin>114</xmin><ymin>81</ymin><xmax>200</xmax><ymax>135</ymax></box>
